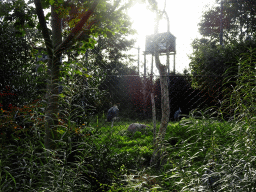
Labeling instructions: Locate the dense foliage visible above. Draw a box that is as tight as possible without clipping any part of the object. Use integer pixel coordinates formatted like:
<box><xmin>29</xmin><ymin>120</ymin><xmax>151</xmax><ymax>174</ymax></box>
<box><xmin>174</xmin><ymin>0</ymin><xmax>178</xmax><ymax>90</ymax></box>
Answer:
<box><xmin>1</xmin><ymin>103</ymin><xmax>256</xmax><ymax>191</ymax></box>
<box><xmin>189</xmin><ymin>0</ymin><xmax>256</xmax><ymax>119</ymax></box>
<box><xmin>199</xmin><ymin>0</ymin><xmax>256</xmax><ymax>42</ymax></box>
<box><xmin>1</xmin><ymin>0</ymin><xmax>256</xmax><ymax>191</ymax></box>
<box><xmin>0</xmin><ymin>21</ymin><xmax>38</xmax><ymax>110</ymax></box>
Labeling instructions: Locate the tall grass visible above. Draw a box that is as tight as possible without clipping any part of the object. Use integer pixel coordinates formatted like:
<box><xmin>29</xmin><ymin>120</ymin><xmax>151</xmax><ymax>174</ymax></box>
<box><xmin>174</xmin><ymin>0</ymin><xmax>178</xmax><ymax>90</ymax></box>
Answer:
<box><xmin>112</xmin><ymin>48</ymin><xmax>256</xmax><ymax>191</ymax></box>
<box><xmin>1</xmin><ymin>49</ymin><xmax>255</xmax><ymax>191</ymax></box>
<box><xmin>158</xmin><ymin>47</ymin><xmax>256</xmax><ymax>191</ymax></box>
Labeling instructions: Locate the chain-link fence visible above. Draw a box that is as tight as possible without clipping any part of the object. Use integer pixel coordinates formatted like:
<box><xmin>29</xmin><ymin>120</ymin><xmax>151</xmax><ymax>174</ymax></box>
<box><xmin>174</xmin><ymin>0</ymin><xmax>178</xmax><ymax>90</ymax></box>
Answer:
<box><xmin>87</xmin><ymin>74</ymin><xmax>223</xmax><ymax>122</ymax></box>
<box><xmin>1</xmin><ymin>0</ymin><xmax>256</xmax><ymax>191</ymax></box>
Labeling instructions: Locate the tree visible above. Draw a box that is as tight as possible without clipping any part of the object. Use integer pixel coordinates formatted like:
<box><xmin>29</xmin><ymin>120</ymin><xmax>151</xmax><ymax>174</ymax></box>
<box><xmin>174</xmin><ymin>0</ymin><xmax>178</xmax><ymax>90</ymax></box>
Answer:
<box><xmin>189</xmin><ymin>0</ymin><xmax>256</xmax><ymax>119</ymax></box>
<box><xmin>143</xmin><ymin>0</ymin><xmax>170</xmax><ymax>167</ymax></box>
<box><xmin>189</xmin><ymin>37</ymin><xmax>256</xmax><ymax>116</ymax></box>
<box><xmin>0</xmin><ymin>0</ymin><xmax>42</xmax><ymax>109</ymax></box>
<box><xmin>33</xmin><ymin>0</ymin><xmax>85</xmax><ymax>149</ymax></box>
<box><xmin>58</xmin><ymin>9</ymin><xmax>137</xmax><ymax>121</ymax></box>
<box><xmin>33</xmin><ymin>0</ymin><xmax>137</xmax><ymax>149</ymax></box>
<box><xmin>0</xmin><ymin>20</ymin><xmax>39</xmax><ymax>110</ymax></box>
<box><xmin>199</xmin><ymin>0</ymin><xmax>256</xmax><ymax>44</ymax></box>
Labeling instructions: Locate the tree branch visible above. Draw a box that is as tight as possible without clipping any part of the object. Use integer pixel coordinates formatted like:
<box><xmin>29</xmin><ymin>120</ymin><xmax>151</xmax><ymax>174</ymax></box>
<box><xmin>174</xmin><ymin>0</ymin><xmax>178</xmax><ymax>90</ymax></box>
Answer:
<box><xmin>58</xmin><ymin>20</ymin><xmax>97</xmax><ymax>51</ymax></box>
<box><xmin>54</xmin><ymin>0</ymin><xmax>99</xmax><ymax>54</ymax></box>
<box><xmin>75</xmin><ymin>20</ymin><xmax>97</xmax><ymax>41</ymax></box>
<box><xmin>33</xmin><ymin>0</ymin><xmax>53</xmax><ymax>56</ymax></box>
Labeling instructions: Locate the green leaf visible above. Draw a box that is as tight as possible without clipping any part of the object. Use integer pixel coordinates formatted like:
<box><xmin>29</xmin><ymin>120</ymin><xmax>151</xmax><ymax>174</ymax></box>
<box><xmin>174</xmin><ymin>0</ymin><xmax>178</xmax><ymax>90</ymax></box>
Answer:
<box><xmin>49</xmin><ymin>0</ymin><xmax>55</xmax><ymax>6</ymax></box>
<box><xmin>75</xmin><ymin>70</ymin><xmax>82</xmax><ymax>76</ymax></box>
<box><xmin>4</xmin><ymin>169</ymin><xmax>16</xmax><ymax>188</ymax></box>
<box><xmin>41</xmin><ymin>0</ymin><xmax>51</xmax><ymax>8</ymax></box>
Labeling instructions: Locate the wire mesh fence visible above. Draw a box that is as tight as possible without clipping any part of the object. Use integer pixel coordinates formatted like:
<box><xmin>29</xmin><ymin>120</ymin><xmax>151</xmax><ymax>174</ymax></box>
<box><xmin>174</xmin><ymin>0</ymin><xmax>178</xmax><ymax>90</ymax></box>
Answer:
<box><xmin>76</xmin><ymin>73</ymin><xmax>227</xmax><ymax>125</ymax></box>
<box><xmin>1</xmin><ymin>38</ymin><xmax>256</xmax><ymax>191</ymax></box>
<box><xmin>1</xmin><ymin>0</ymin><xmax>256</xmax><ymax>191</ymax></box>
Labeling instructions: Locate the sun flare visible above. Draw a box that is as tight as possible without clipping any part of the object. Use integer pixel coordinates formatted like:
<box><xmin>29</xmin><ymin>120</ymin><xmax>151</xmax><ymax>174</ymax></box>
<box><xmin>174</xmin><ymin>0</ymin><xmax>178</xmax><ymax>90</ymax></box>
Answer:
<box><xmin>127</xmin><ymin>0</ymin><xmax>217</xmax><ymax>74</ymax></box>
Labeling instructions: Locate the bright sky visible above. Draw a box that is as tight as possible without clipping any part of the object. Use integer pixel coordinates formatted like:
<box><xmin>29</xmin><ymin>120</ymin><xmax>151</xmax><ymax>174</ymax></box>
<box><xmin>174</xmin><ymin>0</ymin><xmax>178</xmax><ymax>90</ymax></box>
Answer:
<box><xmin>127</xmin><ymin>0</ymin><xmax>217</xmax><ymax>75</ymax></box>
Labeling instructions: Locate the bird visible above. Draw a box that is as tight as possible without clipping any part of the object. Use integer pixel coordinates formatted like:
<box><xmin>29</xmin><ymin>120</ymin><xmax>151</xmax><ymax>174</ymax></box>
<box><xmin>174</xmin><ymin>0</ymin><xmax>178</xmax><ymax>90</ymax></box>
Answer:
<box><xmin>107</xmin><ymin>104</ymin><xmax>119</xmax><ymax>127</ymax></box>
<box><xmin>127</xmin><ymin>123</ymin><xmax>148</xmax><ymax>133</ymax></box>
<box><xmin>174</xmin><ymin>107</ymin><xmax>181</xmax><ymax>121</ymax></box>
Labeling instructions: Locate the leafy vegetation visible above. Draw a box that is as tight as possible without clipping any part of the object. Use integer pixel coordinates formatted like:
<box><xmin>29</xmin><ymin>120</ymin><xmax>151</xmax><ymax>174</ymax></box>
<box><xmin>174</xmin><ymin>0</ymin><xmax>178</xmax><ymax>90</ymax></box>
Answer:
<box><xmin>0</xmin><ymin>20</ymin><xmax>39</xmax><ymax>110</ymax></box>
<box><xmin>189</xmin><ymin>0</ymin><xmax>256</xmax><ymax>120</ymax></box>
<box><xmin>0</xmin><ymin>0</ymin><xmax>256</xmax><ymax>191</ymax></box>
<box><xmin>198</xmin><ymin>0</ymin><xmax>256</xmax><ymax>42</ymax></box>
<box><xmin>1</xmin><ymin>98</ymin><xmax>256</xmax><ymax>191</ymax></box>
<box><xmin>1</xmin><ymin>44</ymin><xmax>255</xmax><ymax>191</ymax></box>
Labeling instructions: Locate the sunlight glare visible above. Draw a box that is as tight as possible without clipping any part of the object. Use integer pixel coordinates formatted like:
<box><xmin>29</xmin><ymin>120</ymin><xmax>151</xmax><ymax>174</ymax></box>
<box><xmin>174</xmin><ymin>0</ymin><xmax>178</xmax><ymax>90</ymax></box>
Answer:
<box><xmin>127</xmin><ymin>4</ymin><xmax>155</xmax><ymax>46</ymax></box>
<box><xmin>127</xmin><ymin>0</ymin><xmax>217</xmax><ymax>74</ymax></box>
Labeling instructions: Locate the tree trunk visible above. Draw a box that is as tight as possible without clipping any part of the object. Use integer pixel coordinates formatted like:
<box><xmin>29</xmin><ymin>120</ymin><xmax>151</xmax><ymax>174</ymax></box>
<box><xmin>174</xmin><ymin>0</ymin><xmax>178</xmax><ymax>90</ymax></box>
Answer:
<box><xmin>150</xmin><ymin>13</ymin><xmax>170</xmax><ymax>167</ymax></box>
<box><xmin>150</xmin><ymin>62</ymin><xmax>170</xmax><ymax>167</ymax></box>
<box><xmin>158</xmin><ymin>65</ymin><xmax>169</xmax><ymax>137</ymax></box>
<box><xmin>151</xmin><ymin>93</ymin><xmax>156</xmax><ymax>145</ymax></box>
<box><xmin>44</xmin><ymin>4</ymin><xmax>62</xmax><ymax>150</ymax></box>
<box><xmin>34</xmin><ymin>0</ymin><xmax>99</xmax><ymax>150</ymax></box>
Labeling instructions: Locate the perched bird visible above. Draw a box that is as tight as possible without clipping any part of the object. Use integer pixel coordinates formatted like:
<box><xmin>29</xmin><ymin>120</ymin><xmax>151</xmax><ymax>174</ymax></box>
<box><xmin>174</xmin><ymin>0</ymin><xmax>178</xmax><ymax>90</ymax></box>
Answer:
<box><xmin>107</xmin><ymin>105</ymin><xmax>119</xmax><ymax>127</ymax></box>
<box><xmin>174</xmin><ymin>107</ymin><xmax>181</xmax><ymax>121</ymax></box>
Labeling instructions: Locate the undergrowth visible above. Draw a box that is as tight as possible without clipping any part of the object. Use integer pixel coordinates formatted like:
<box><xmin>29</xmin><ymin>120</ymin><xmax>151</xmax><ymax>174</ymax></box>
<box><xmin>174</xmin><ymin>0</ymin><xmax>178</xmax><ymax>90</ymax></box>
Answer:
<box><xmin>1</xmin><ymin>48</ymin><xmax>256</xmax><ymax>191</ymax></box>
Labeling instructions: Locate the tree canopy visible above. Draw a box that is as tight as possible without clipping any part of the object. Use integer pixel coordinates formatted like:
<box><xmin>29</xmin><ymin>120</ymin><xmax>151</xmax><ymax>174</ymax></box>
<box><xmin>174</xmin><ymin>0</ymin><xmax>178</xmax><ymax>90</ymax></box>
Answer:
<box><xmin>199</xmin><ymin>0</ymin><xmax>256</xmax><ymax>43</ymax></box>
<box><xmin>189</xmin><ymin>0</ymin><xmax>256</xmax><ymax>120</ymax></box>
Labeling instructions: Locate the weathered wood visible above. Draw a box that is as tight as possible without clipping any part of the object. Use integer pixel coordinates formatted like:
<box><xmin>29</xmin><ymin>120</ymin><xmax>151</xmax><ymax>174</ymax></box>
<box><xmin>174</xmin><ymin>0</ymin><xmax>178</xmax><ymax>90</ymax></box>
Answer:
<box><xmin>151</xmin><ymin>93</ymin><xmax>156</xmax><ymax>145</ymax></box>
<box><xmin>150</xmin><ymin>13</ymin><xmax>170</xmax><ymax>167</ymax></box>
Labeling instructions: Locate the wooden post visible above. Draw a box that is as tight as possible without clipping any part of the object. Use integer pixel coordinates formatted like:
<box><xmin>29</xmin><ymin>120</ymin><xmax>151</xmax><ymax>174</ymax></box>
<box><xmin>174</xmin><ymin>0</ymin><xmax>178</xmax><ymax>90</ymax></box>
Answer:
<box><xmin>167</xmin><ymin>52</ymin><xmax>170</xmax><ymax>74</ymax></box>
<box><xmin>143</xmin><ymin>53</ymin><xmax>147</xmax><ymax>116</ymax></box>
<box><xmin>151</xmin><ymin>54</ymin><xmax>154</xmax><ymax>75</ymax></box>
<box><xmin>151</xmin><ymin>93</ymin><xmax>156</xmax><ymax>145</ymax></box>
<box><xmin>173</xmin><ymin>52</ymin><xmax>176</xmax><ymax>74</ymax></box>
<box><xmin>138</xmin><ymin>47</ymin><xmax>140</xmax><ymax>74</ymax></box>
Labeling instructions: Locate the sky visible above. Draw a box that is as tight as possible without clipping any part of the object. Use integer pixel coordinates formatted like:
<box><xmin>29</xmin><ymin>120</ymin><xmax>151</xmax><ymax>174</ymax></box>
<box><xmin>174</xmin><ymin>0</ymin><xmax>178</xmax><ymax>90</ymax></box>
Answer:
<box><xmin>127</xmin><ymin>0</ymin><xmax>218</xmax><ymax>75</ymax></box>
